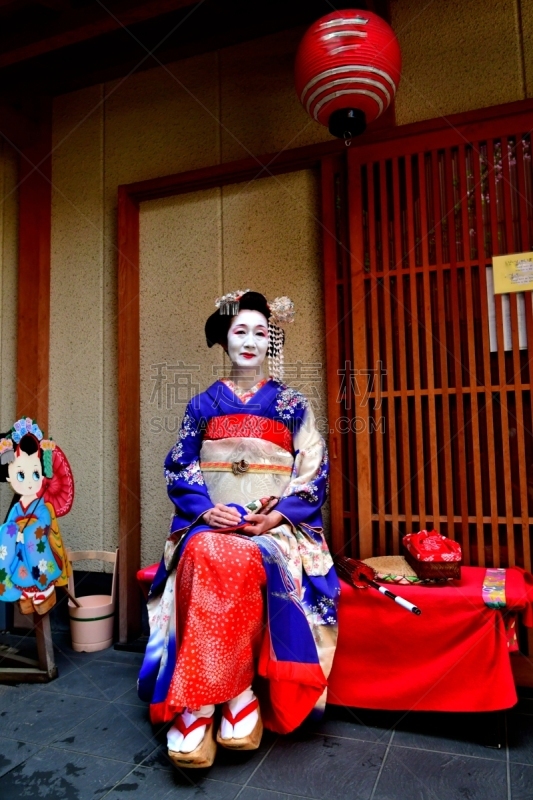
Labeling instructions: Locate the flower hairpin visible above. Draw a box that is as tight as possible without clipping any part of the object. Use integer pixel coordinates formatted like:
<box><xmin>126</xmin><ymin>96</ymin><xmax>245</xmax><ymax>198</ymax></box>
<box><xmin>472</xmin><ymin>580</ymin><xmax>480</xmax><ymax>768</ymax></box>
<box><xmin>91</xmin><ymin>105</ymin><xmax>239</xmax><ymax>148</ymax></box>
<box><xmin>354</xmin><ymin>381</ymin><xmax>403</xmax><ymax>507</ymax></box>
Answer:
<box><xmin>215</xmin><ymin>289</ymin><xmax>251</xmax><ymax>316</ymax></box>
<box><xmin>12</xmin><ymin>418</ymin><xmax>43</xmax><ymax>444</ymax></box>
<box><xmin>0</xmin><ymin>438</ymin><xmax>14</xmax><ymax>465</ymax></box>
<box><xmin>268</xmin><ymin>296</ymin><xmax>295</xmax><ymax>326</ymax></box>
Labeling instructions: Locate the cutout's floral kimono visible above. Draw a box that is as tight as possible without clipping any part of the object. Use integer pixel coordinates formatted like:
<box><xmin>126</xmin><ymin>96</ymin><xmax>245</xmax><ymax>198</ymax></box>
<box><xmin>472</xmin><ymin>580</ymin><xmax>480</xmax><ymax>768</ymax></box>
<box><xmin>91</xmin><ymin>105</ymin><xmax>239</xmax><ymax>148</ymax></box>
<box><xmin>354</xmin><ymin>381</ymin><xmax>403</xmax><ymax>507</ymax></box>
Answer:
<box><xmin>139</xmin><ymin>378</ymin><xmax>340</xmax><ymax>733</ymax></box>
<box><xmin>0</xmin><ymin>417</ymin><xmax>73</xmax><ymax>615</ymax></box>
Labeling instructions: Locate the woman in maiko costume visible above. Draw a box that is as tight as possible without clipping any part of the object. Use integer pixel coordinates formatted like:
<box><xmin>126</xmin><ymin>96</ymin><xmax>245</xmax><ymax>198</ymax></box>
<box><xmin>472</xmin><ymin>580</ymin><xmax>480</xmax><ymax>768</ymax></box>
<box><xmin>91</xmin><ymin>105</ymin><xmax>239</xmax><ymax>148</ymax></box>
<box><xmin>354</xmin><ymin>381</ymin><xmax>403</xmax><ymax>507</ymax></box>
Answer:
<box><xmin>138</xmin><ymin>291</ymin><xmax>340</xmax><ymax>769</ymax></box>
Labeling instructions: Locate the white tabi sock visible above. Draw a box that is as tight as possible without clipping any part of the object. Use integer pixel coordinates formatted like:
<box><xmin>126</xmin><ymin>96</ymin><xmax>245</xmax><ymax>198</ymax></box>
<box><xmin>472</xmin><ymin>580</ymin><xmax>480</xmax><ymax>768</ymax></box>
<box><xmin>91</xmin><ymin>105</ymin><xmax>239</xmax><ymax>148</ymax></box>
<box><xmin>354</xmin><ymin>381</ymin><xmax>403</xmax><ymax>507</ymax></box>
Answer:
<box><xmin>167</xmin><ymin>704</ymin><xmax>215</xmax><ymax>754</ymax></box>
<box><xmin>219</xmin><ymin>687</ymin><xmax>258</xmax><ymax>741</ymax></box>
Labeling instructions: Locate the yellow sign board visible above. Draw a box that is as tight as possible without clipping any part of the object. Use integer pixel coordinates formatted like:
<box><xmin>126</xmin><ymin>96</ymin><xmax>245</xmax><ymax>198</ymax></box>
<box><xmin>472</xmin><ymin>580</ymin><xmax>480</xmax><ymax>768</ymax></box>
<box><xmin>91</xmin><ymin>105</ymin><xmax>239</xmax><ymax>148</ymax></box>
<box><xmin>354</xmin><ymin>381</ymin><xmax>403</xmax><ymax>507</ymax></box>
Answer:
<box><xmin>492</xmin><ymin>251</ymin><xmax>533</xmax><ymax>294</ymax></box>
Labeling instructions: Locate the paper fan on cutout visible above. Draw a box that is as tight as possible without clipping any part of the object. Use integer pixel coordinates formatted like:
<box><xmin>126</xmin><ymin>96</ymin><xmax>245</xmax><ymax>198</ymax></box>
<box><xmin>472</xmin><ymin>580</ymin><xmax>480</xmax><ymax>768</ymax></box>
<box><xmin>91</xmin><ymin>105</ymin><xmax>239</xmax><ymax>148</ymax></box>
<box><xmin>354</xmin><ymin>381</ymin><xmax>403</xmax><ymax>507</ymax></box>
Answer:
<box><xmin>41</xmin><ymin>444</ymin><xmax>74</xmax><ymax>517</ymax></box>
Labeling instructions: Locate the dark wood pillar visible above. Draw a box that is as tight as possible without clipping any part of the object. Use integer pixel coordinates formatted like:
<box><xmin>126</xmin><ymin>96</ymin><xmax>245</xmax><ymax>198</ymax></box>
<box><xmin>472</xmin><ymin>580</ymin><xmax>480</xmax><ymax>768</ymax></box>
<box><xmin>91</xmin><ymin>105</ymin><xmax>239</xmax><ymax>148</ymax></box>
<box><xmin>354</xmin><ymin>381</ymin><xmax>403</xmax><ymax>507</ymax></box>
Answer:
<box><xmin>117</xmin><ymin>185</ymin><xmax>141</xmax><ymax>643</ymax></box>
<box><xmin>16</xmin><ymin>99</ymin><xmax>52</xmax><ymax>431</ymax></box>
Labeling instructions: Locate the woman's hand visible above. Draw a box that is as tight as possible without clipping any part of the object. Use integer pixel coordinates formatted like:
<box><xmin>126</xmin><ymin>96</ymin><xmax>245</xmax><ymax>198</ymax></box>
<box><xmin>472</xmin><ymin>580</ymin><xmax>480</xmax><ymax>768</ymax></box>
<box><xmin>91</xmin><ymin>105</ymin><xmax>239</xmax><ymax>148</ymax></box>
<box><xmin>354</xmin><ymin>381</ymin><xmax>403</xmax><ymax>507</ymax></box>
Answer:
<box><xmin>203</xmin><ymin>504</ymin><xmax>242</xmax><ymax>529</ymax></box>
<box><xmin>242</xmin><ymin>510</ymin><xmax>283</xmax><ymax>536</ymax></box>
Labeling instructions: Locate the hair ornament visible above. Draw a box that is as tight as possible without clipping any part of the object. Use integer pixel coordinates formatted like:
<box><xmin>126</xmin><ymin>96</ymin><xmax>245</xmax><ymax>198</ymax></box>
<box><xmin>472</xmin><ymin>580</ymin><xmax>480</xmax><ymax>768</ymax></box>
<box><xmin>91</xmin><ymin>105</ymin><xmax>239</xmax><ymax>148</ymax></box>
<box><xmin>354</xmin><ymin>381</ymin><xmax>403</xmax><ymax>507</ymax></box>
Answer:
<box><xmin>268</xmin><ymin>296</ymin><xmax>295</xmax><ymax>326</ymax></box>
<box><xmin>0</xmin><ymin>437</ymin><xmax>14</xmax><ymax>465</ymax></box>
<box><xmin>215</xmin><ymin>289</ymin><xmax>251</xmax><ymax>316</ymax></box>
<box><xmin>267</xmin><ymin>296</ymin><xmax>295</xmax><ymax>383</ymax></box>
<box><xmin>40</xmin><ymin>439</ymin><xmax>55</xmax><ymax>479</ymax></box>
<box><xmin>12</xmin><ymin>417</ymin><xmax>43</xmax><ymax>444</ymax></box>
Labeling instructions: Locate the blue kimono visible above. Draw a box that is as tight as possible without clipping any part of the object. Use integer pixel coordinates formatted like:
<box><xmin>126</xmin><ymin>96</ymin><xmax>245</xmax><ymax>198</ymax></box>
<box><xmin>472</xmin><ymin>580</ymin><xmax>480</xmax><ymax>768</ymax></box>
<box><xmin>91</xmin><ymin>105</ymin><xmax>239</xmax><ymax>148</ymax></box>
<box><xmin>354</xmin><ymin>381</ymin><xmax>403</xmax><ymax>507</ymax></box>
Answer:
<box><xmin>139</xmin><ymin>379</ymin><xmax>340</xmax><ymax>733</ymax></box>
<box><xmin>0</xmin><ymin>498</ymin><xmax>61</xmax><ymax>601</ymax></box>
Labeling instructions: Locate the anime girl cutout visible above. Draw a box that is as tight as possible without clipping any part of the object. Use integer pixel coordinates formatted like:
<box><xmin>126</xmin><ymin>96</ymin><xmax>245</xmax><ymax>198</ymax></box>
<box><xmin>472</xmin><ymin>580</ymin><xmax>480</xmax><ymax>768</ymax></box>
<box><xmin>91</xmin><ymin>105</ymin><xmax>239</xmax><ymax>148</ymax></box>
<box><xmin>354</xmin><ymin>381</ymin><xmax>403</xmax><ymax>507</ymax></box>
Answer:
<box><xmin>0</xmin><ymin>418</ymin><xmax>74</xmax><ymax>615</ymax></box>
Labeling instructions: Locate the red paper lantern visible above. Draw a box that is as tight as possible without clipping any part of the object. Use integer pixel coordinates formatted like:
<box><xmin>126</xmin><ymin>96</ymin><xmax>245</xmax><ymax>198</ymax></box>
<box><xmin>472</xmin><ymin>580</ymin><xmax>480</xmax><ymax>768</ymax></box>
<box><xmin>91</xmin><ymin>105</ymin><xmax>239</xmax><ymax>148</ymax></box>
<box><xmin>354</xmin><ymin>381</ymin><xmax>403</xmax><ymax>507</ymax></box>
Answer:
<box><xmin>295</xmin><ymin>9</ymin><xmax>402</xmax><ymax>139</ymax></box>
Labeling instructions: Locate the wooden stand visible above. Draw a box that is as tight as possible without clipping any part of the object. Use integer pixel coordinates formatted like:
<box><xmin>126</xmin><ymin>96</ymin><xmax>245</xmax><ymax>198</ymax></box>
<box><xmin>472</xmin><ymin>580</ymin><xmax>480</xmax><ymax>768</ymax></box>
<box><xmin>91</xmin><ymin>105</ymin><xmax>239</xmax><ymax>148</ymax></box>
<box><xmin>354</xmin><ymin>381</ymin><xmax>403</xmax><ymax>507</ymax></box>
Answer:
<box><xmin>0</xmin><ymin>611</ymin><xmax>57</xmax><ymax>682</ymax></box>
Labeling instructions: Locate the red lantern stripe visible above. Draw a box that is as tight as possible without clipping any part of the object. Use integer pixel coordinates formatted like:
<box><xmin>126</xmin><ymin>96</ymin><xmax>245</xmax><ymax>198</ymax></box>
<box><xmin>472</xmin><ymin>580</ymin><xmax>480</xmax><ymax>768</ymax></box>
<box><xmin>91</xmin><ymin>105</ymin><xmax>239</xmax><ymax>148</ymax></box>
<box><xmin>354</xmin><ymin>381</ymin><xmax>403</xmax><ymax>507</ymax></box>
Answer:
<box><xmin>322</xmin><ymin>31</ymin><xmax>368</xmax><ymax>40</ymax></box>
<box><xmin>300</xmin><ymin>65</ymin><xmax>398</xmax><ymax>105</ymax></box>
<box><xmin>312</xmin><ymin>89</ymin><xmax>383</xmax><ymax>121</ymax></box>
<box><xmin>319</xmin><ymin>16</ymin><xmax>369</xmax><ymax>28</ymax></box>
<box><xmin>330</xmin><ymin>46</ymin><xmax>365</xmax><ymax>56</ymax></box>
<box><xmin>306</xmin><ymin>77</ymin><xmax>391</xmax><ymax>115</ymax></box>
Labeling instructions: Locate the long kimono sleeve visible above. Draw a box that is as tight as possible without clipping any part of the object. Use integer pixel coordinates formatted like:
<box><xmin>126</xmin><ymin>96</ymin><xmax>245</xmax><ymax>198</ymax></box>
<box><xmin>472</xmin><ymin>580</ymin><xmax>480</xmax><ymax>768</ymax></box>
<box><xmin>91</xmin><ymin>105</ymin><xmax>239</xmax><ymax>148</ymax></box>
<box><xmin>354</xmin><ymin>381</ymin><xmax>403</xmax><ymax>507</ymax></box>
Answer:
<box><xmin>275</xmin><ymin>404</ymin><xmax>329</xmax><ymax>530</ymax></box>
<box><xmin>164</xmin><ymin>402</ymin><xmax>214</xmax><ymax>535</ymax></box>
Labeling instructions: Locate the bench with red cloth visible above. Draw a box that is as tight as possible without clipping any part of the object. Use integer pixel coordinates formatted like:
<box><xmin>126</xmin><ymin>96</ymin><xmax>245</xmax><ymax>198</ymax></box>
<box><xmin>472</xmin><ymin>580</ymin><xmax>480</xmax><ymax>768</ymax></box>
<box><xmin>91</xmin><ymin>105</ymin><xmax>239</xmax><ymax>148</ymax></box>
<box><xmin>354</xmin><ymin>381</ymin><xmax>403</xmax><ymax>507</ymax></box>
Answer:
<box><xmin>136</xmin><ymin>563</ymin><xmax>533</xmax><ymax>713</ymax></box>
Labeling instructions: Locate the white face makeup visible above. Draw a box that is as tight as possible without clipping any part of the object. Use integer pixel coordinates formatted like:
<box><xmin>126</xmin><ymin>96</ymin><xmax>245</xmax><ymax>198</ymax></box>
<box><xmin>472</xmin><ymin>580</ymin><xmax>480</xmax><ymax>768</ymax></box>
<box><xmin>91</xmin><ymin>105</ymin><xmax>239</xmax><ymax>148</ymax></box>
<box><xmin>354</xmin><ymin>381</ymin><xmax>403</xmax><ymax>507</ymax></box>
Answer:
<box><xmin>6</xmin><ymin>450</ymin><xmax>44</xmax><ymax>502</ymax></box>
<box><xmin>227</xmin><ymin>309</ymin><xmax>269</xmax><ymax>372</ymax></box>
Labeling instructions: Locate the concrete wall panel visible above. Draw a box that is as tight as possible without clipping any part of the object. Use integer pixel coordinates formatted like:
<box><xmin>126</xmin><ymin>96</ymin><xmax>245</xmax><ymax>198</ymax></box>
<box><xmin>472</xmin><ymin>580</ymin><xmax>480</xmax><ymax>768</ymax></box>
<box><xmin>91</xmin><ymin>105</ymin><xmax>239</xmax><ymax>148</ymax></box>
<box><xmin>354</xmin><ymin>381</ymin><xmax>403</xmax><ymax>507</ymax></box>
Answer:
<box><xmin>390</xmin><ymin>0</ymin><xmax>524</xmax><ymax>125</ymax></box>
<box><xmin>139</xmin><ymin>189</ymin><xmax>222</xmax><ymax>567</ymax></box>
<box><xmin>219</xmin><ymin>29</ymin><xmax>330</xmax><ymax>163</ymax></box>
<box><xmin>50</xmin><ymin>85</ymin><xmax>105</xmax><ymax>554</ymax></box>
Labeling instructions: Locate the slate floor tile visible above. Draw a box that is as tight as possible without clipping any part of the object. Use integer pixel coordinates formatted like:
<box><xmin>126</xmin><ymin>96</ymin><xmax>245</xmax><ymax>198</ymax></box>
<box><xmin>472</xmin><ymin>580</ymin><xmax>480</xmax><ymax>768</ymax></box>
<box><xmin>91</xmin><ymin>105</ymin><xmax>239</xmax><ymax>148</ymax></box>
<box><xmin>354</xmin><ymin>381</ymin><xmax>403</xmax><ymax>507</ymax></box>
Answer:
<box><xmin>0</xmin><ymin>682</ymin><xmax>39</xmax><ymax>708</ymax></box>
<box><xmin>315</xmin><ymin>706</ymin><xmax>399</xmax><ymax>745</ymax></box>
<box><xmin>0</xmin><ymin>735</ymin><xmax>42</xmax><ymax>778</ymax></box>
<box><xmin>249</xmin><ymin>734</ymin><xmax>386</xmax><ymax>800</ymax></box>
<box><xmin>373</xmin><ymin>745</ymin><xmax>508</xmax><ymax>800</ymax></box>
<box><xmin>239</xmin><ymin>790</ymin><xmax>314</xmax><ymax>800</ymax></box>
<box><xmin>0</xmin><ymin>745</ymin><xmax>133</xmax><ymax>800</ymax></box>
<box><xmin>0</xmin><ymin>687</ymin><xmax>108</xmax><ymax>745</ymax></box>
<box><xmin>113</xmin><ymin>684</ymin><xmax>147</xmax><ymax>706</ymax></box>
<box><xmin>508</xmin><ymin>712</ymin><xmax>533</xmax><ymax>764</ymax></box>
<box><xmin>510</xmin><ymin>762</ymin><xmax>533</xmax><ymax>800</ymax></box>
<box><xmin>40</xmin><ymin>659</ymin><xmax>141</xmax><ymax>701</ymax></box>
<box><xmin>51</xmin><ymin>700</ymin><xmax>162</xmax><ymax>764</ymax></box>
<box><xmin>391</xmin><ymin>711</ymin><xmax>507</xmax><ymax>759</ymax></box>
<box><xmin>104</xmin><ymin>767</ymin><xmax>242</xmax><ymax>800</ymax></box>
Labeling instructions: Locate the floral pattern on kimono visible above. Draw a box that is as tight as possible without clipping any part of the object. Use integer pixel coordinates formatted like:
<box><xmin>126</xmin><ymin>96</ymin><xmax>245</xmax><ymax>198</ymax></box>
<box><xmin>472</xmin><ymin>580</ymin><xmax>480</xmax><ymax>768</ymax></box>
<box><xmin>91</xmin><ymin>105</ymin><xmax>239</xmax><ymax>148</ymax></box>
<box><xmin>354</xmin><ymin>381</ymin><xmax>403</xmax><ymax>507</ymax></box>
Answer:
<box><xmin>0</xmin><ymin>498</ymin><xmax>62</xmax><ymax>601</ymax></box>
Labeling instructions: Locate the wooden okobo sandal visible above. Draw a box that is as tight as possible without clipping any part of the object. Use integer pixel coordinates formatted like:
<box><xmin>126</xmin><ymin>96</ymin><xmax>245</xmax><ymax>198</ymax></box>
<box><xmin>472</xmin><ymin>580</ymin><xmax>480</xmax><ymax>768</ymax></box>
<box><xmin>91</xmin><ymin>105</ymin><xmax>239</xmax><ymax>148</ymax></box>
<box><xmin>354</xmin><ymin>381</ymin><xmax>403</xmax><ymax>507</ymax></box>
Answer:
<box><xmin>167</xmin><ymin>715</ymin><xmax>217</xmax><ymax>769</ymax></box>
<box><xmin>216</xmin><ymin>699</ymin><xmax>263</xmax><ymax>750</ymax></box>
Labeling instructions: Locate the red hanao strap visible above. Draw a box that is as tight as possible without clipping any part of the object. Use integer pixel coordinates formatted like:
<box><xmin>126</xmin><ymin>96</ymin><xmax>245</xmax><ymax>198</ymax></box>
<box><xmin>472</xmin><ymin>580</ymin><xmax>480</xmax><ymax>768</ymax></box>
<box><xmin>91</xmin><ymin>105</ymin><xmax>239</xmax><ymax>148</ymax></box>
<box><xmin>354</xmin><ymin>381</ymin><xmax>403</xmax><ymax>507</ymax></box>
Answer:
<box><xmin>174</xmin><ymin>715</ymin><xmax>213</xmax><ymax>736</ymax></box>
<box><xmin>222</xmin><ymin>698</ymin><xmax>259</xmax><ymax>726</ymax></box>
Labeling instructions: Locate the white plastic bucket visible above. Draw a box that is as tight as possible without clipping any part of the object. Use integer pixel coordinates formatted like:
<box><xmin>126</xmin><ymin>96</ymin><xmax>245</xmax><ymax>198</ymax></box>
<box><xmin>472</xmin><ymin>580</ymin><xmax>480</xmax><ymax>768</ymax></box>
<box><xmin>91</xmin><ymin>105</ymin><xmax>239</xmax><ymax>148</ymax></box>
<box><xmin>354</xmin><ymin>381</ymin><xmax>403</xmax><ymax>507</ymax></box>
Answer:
<box><xmin>69</xmin><ymin>595</ymin><xmax>115</xmax><ymax>652</ymax></box>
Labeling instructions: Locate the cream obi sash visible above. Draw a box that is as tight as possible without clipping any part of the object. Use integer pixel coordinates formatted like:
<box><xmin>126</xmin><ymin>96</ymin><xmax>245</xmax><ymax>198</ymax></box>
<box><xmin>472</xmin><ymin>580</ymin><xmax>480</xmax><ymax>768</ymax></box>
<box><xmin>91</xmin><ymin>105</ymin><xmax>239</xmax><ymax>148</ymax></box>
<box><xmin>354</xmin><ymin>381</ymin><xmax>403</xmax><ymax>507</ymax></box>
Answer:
<box><xmin>199</xmin><ymin>437</ymin><xmax>294</xmax><ymax>507</ymax></box>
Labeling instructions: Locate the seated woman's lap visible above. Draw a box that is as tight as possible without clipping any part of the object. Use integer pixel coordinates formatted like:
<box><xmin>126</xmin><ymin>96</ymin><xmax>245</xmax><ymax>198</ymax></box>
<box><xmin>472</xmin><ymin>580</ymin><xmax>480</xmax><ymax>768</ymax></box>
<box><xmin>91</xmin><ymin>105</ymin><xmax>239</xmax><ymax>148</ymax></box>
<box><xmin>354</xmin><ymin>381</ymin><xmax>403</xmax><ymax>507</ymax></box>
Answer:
<box><xmin>168</xmin><ymin>531</ymin><xmax>266</xmax><ymax>709</ymax></box>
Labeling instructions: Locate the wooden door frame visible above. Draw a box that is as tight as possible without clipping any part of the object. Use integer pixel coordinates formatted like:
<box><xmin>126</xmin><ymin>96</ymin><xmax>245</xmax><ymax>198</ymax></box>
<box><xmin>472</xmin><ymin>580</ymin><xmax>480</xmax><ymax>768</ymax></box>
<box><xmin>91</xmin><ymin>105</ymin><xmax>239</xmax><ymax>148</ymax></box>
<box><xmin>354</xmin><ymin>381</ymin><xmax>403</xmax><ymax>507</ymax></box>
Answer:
<box><xmin>116</xmin><ymin>98</ymin><xmax>533</xmax><ymax>642</ymax></box>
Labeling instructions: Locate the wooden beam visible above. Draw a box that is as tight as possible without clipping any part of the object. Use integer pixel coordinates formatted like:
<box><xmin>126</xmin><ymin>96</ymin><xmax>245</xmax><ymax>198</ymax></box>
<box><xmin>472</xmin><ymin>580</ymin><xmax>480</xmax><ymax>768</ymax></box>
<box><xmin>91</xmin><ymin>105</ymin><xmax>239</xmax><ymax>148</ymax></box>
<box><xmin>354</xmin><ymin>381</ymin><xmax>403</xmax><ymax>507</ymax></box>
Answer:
<box><xmin>0</xmin><ymin>0</ymin><xmax>197</xmax><ymax>68</ymax></box>
<box><xmin>16</xmin><ymin>99</ymin><xmax>52</xmax><ymax>430</ymax></box>
<box><xmin>117</xmin><ymin>185</ymin><xmax>141</xmax><ymax>643</ymax></box>
<box><xmin>0</xmin><ymin>100</ymin><xmax>33</xmax><ymax>148</ymax></box>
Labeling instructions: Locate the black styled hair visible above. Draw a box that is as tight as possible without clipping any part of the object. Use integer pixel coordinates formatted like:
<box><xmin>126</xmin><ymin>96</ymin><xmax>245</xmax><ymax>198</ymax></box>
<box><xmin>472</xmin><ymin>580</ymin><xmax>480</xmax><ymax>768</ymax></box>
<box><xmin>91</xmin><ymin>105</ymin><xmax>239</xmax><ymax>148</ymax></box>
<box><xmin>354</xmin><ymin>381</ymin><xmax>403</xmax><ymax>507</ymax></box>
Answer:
<box><xmin>0</xmin><ymin>433</ymin><xmax>44</xmax><ymax>484</ymax></box>
<box><xmin>205</xmin><ymin>291</ymin><xmax>271</xmax><ymax>349</ymax></box>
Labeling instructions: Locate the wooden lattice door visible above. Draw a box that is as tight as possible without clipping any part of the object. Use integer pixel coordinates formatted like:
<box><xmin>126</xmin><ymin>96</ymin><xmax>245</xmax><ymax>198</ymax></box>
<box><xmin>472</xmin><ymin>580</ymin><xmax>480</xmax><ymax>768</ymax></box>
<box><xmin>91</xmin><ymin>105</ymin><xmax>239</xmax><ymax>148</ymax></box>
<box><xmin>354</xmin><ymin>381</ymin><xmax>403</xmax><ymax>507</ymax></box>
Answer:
<box><xmin>325</xmin><ymin>103</ymin><xmax>533</xmax><ymax>571</ymax></box>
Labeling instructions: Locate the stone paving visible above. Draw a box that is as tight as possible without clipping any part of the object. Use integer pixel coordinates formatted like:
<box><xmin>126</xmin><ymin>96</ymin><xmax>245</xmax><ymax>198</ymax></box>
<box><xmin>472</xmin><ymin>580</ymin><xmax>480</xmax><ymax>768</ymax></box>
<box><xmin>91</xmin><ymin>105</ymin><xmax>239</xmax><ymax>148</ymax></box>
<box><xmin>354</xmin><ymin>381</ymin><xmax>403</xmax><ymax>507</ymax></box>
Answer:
<box><xmin>1</xmin><ymin>632</ymin><xmax>532</xmax><ymax>799</ymax></box>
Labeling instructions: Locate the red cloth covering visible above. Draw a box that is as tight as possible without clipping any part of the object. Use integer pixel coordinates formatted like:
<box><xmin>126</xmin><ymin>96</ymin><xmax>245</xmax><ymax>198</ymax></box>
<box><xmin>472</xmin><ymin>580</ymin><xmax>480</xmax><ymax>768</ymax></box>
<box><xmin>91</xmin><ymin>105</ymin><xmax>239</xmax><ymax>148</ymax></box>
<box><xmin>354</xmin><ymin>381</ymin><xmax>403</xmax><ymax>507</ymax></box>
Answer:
<box><xmin>328</xmin><ymin>567</ymin><xmax>533</xmax><ymax>712</ymax></box>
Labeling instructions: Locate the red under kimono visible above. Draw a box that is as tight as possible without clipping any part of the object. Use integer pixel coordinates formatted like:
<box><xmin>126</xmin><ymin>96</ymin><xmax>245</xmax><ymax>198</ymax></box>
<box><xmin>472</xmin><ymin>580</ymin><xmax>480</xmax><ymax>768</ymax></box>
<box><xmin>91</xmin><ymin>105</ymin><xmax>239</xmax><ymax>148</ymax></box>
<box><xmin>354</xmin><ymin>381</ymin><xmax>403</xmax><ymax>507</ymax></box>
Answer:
<box><xmin>169</xmin><ymin>531</ymin><xmax>266</xmax><ymax>708</ymax></box>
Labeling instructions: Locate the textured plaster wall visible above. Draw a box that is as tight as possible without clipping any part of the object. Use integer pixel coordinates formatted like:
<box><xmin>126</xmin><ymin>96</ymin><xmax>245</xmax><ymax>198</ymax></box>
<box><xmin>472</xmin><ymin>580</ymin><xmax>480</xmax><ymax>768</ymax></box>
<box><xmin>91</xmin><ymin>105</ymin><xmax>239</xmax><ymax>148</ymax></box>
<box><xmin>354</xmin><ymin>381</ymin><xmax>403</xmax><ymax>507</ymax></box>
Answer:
<box><xmin>51</xmin><ymin>3</ymin><xmax>530</xmax><ymax>563</ymax></box>
<box><xmin>50</xmin><ymin>33</ymin><xmax>328</xmax><ymax>565</ymax></box>
<box><xmin>0</xmin><ymin>143</ymin><xmax>18</xmax><ymax>521</ymax></box>
<box><xmin>390</xmin><ymin>0</ymin><xmax>529</xmax><ymax>125</ymax></box>
<box><xmin>139</xmin><ymin>171</ymin><xmax>324</xmax><ymax>567</ymax></box>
